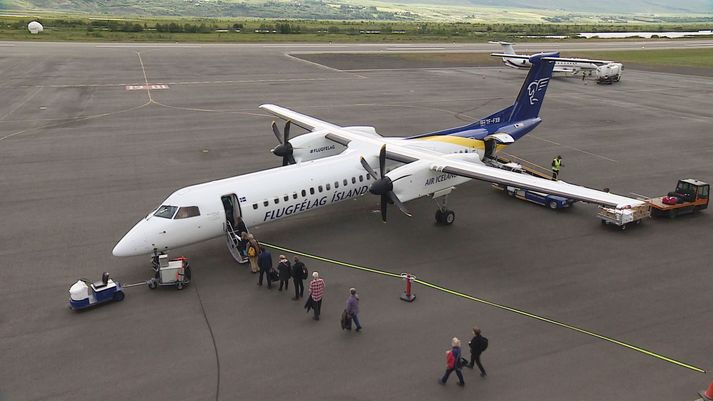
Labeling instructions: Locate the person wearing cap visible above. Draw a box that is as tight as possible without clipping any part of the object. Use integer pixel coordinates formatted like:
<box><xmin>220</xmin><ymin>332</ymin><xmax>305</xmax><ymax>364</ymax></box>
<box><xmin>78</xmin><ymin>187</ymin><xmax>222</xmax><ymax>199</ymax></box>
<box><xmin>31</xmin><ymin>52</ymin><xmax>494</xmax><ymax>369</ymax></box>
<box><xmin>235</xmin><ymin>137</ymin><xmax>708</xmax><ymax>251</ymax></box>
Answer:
<box><xmin>277</xmin><ymin>254</ymin><xmax>292</xmax><ymax>292</ymax></box>
<box><xmin>308</xmin><ymin>271</ymin><xmax>325</xmax><ymax>320</ymax></box>
<box><xmin>345</xmin><ymin>288</ymin><xmax>362</xmax><ymax>332</ymax></box>
<box><xmin>291</xmin><ymin>256</ymin><xmax>307</xmax><ymax>300</ymax></box>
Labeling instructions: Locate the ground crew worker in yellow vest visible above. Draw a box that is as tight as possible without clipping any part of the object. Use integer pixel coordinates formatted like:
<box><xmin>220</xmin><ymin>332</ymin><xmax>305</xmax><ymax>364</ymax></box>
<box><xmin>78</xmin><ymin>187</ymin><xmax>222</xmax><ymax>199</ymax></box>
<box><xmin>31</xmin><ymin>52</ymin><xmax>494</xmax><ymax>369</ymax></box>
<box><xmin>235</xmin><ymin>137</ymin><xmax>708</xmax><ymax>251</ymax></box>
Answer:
<box><xmin>551</xmin><ymin>155</ymin><xmax>563</xmax><ymax>180</ymax></box>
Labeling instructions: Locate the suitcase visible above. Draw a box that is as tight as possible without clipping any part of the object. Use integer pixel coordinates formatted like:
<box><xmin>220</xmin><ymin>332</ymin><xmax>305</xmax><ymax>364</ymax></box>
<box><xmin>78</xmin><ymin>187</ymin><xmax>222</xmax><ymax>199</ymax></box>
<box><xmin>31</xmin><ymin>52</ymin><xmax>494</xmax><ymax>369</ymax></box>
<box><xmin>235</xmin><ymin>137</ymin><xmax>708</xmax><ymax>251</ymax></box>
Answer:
<box><xmin>662</xmin><ymin>196</ymin><xmax>678</xmax><ymax>205</ymax></box>
<box><xmin>269</xmin><ymin>270</ymin><xmax>279</xmax><ymax>282</ymax></box>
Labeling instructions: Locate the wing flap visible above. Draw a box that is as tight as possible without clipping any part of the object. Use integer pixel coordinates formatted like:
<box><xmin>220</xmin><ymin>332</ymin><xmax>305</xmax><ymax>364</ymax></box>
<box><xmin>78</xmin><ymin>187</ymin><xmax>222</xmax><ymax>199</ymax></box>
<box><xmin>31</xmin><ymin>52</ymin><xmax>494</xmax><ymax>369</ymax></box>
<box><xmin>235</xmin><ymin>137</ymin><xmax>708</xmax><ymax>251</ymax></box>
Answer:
<box><xmin>433</xmin><ymin>161</ymin><xmax>642</xmax><ymax>208</ymax></box>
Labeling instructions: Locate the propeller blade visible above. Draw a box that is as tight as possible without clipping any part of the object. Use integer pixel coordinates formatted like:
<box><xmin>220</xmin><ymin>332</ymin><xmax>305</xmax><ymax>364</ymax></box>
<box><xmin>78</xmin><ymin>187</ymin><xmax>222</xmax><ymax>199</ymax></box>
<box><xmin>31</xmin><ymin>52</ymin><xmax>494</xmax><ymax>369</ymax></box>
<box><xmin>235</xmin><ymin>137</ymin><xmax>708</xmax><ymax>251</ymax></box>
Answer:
<box><xmin>378</xmin><ymin>145</ymin><xmax>386</xmax><ymax>179</ymax></box>
<box><xmin>360</xmin><ymin>157</ymin><xmax>379</xmax><ymax>181</ymax></box>
<box><xmin>388</xmin><ymin>191</ymin><xmax>412</xmax><ymax>217</ymax></box>
<box><xmin>380</xmin><ymin>194</ymin><xmax>388</xmax><ymax>222</ymax></box>
<box><xmin>271</xmin><ymin>121</ymin><xmax>283</xmax><ymax>144</ymax></box>
<box><xmin>286</xmin><ymin>154</ymin><xmax>296</xmax><ymax>165</ymax></box>
<box><xmin>284</xmin><ymin>121</ymin><xmax>291</xmax><ymax>143</ymax></box>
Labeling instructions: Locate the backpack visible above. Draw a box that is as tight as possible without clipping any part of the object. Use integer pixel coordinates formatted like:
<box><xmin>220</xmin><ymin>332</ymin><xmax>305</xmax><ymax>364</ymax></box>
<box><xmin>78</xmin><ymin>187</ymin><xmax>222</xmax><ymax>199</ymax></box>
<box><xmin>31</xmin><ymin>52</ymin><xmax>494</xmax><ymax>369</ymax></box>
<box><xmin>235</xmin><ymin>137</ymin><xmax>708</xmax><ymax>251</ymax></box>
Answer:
<box><xmin>481</xmin><ymin>336</ymin><xmax>489</xmax><ymax>352</ymax></box>
<box><xmin>446</xmin><ymin>350</ymin><xmax>455</xmax><ymax>369</ymax></box>
<box><xmin>247</xmin><ymin>245</ymin><xmax>257</xmax><ymax>257</ymax></box>
<box><xmin>302</xmin><ymin>266</ymin><xmax>309</xmax><ymax>280</ymax></box>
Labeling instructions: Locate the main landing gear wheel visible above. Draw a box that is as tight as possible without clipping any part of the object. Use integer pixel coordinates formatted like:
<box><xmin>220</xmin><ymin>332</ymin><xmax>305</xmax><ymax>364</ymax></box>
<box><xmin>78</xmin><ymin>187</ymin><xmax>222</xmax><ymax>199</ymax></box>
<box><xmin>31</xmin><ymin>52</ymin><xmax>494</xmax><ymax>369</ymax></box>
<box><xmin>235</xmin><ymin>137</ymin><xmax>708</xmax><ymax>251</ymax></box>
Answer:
<box><xmin>435</xmin><ymin>210</ymin><xmax>455</xmax><ymax>225</ymax></box>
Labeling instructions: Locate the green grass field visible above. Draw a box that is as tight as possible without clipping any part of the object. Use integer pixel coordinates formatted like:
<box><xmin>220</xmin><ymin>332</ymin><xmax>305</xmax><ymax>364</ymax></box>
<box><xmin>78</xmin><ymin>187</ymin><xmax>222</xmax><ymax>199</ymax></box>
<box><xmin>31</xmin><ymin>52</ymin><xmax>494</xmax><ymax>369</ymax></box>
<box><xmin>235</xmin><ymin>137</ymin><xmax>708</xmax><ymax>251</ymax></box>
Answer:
<box><xmin>568</xmin><ymin>49</ymin><xmax>713</xmax><ymax>69</ymax></box>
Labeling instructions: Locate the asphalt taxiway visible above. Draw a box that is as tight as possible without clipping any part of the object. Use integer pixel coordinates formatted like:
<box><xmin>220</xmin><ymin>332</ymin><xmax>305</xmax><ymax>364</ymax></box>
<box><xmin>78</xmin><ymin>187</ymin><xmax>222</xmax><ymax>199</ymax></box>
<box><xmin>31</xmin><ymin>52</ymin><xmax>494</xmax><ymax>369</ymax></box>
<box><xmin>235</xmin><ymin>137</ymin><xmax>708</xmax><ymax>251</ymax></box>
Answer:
<box><xmin>1</xmin><ymin>40</ymin><xmax>712</xmax><ymax>401</ymax></box>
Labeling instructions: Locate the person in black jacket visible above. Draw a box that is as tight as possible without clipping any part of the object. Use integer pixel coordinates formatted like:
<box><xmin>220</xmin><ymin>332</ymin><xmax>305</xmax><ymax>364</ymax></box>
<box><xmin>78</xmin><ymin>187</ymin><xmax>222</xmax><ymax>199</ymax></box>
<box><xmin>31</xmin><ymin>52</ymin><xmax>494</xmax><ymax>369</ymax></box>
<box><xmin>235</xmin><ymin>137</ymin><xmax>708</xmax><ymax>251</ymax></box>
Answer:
<box><xmin>257</xmin><ymin>247</ymin><xmax>273</xmax><ymax>289</ymax></box>
<box><xmin>291</xmin><ymin>256</ymin><xmax>307</xmax><ymax>300</ymax></box>
<box><xmin>467</xmin><ymin>327</ymin><xmax>488</xmax><ymax>377</ymax></box>
<box><xmin>277</xmin><ymin>255</ymin><xmax>291</xmax><ymax>292</ymax></box>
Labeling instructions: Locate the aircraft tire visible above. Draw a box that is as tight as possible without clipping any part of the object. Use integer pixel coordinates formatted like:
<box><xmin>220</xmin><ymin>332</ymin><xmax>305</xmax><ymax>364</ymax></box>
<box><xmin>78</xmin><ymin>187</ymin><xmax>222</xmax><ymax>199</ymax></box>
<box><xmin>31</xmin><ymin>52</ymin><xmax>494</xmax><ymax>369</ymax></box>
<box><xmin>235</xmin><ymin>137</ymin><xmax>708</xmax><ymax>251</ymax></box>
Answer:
<box><xmin>443</xmin><ymin>210</ymin><xmax>455</xmax><ymax>225</ymax></box>
<box><xmin>435</xmin><ymin>210</ymin><xmax>444</xmax><ymax>224</ymax></box>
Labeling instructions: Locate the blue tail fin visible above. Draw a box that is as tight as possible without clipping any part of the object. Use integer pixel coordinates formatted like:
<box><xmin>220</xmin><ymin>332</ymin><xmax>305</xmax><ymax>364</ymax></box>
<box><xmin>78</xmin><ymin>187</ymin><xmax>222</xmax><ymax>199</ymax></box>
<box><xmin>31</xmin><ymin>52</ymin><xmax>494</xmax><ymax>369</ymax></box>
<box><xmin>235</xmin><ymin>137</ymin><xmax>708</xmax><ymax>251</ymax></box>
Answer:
<box><xmin>480</xmin><ymin>51</ymin><xmax>558</xmax><ymax>126</ymax></box>
<box><xmin>410</xmin><ymin>52</ymin><xmax>559</xmax><ymax>140</ymax></box>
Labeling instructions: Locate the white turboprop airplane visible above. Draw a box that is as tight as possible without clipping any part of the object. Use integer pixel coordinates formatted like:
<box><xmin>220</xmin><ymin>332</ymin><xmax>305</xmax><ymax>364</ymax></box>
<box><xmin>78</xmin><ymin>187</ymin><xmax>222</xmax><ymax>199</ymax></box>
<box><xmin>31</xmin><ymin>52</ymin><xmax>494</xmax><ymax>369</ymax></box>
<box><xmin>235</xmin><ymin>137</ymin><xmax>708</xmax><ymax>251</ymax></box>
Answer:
<box><xmin>112</xmin><ymin>52</ymin><xmax>642</xmax><ymax>258</ymax></box>
<box><xmin>491</xmin><ymin>41</ymin><xmax>623</xmax><ymax>84</ymax></box>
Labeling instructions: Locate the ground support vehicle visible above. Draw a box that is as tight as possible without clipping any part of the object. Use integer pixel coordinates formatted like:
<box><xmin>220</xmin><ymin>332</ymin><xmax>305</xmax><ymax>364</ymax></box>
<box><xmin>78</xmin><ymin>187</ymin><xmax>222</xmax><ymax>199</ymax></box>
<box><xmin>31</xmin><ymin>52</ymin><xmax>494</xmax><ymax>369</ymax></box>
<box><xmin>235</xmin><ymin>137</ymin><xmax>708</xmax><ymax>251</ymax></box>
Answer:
<box><xmin>488</xmin><ymin>156</ymin><xmax>576</xmax><ymax>209</ymax></box>
<box><xmin>148</xmin><ymin>253</ymin><xmax>191</xmax><ymax>290</ymax></box>
<box><xmin>69</xmin><ymin>272</ymin><xmax>124</xmax><ymax>310</ymax></box>
<box><xmin>646</xmin><ymin>179</ymin><xmax>709</xmax><ymax>218</ymax></box>
<box><xmin>598</xmin><ymin>204</ymin><xmax>651</xmax><ymax>230</ymax></box>
<box><xmin>494</xmin><ymin>184</ymin><xmax>575</xmax><ymax>209</ymax></box>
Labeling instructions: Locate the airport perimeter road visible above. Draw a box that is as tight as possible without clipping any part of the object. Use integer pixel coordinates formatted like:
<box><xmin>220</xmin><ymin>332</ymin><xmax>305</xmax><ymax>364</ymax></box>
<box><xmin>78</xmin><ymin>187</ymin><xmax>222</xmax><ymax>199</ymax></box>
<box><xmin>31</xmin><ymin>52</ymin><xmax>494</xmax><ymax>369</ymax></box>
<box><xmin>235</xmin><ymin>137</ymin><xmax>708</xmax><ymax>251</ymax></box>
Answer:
<box><xmin>1</xmin><ymin>41</ymin><xmax>712</xmax><ymax>401</ymax></box>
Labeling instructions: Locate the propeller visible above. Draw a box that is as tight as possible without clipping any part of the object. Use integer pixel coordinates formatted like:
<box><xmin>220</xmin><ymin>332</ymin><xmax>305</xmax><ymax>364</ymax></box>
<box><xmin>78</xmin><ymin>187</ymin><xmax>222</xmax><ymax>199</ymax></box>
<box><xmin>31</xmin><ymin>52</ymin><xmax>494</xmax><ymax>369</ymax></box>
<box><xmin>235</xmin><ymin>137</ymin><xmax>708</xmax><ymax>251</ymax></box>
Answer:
<box><xmin>271</xmin><ymin>120</ymin><xmax>296</xmax><ymax>166</ymax></box>
<box><xmin>360</xmin><ymin>145</ymin><xmax>411</xmax><ymax>222</ymax></box>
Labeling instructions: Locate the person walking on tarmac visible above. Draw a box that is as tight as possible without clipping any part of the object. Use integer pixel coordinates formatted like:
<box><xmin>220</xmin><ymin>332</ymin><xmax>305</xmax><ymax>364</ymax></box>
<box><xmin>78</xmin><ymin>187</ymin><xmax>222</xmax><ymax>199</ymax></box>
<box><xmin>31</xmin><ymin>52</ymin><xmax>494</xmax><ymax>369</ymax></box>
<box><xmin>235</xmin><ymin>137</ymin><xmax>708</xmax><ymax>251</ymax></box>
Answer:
<box><xmin>277</xmin><ymin>255</ymin><xmax>291</xmax><ymax>292</ymax></box>
<box><xmin>551</xmin><ymin>155</ymin><xmax>563</xmax><ymax>180</ymax></box>
<box><xmin>257</xmin><ymin>246</ymin><xmax>273</xmax><ymax>289</ymax></box>
<box><xmin>308</xmin><ymin>271</ymin><xmax>325</xmax><ymax>320</ymax></box>
<box><xmin>345</xmin><ymin>288</ymin><xmax>362</xmax><ymax>332</ymax></box>
<box><xmin>439</xmin><ymin>337</ymin><xmax>465</xmax><ymax>386</ymax></box>
<box><xmin>247</xmin><ymin>234</ymin><xmax>260</xmax><ymax>273</ymax></box>
<box><xmin>466</xmin><ymin>327</ymin><xmax>488</xmax><ymax>377</ymax></box>
<box><xmin>291</xmin><ymin>256</ymin><xmax>307</xmax><ymax>300</ymax></box>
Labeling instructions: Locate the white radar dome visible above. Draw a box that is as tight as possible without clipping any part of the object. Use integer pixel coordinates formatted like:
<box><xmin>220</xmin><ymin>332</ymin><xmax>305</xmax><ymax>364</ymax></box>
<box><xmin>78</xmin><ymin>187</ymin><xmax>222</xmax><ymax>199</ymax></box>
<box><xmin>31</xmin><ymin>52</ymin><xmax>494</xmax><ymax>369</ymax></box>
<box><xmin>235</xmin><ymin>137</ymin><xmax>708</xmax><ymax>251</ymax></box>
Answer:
<box><xmin>28</xmin><ymin>21</ymin><xmax>43</xmax><ymax>34</ymax></box>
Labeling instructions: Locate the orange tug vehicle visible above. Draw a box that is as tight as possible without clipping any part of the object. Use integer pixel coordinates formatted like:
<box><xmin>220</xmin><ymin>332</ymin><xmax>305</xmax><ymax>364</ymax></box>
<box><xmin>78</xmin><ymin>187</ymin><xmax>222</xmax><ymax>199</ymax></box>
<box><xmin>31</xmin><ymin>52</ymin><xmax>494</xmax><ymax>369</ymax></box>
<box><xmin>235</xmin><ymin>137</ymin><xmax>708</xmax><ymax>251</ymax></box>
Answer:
<box><xmin>647</xmin><ymin>179</ymin><xmax>709</xmax><ymax>218</ymax></box>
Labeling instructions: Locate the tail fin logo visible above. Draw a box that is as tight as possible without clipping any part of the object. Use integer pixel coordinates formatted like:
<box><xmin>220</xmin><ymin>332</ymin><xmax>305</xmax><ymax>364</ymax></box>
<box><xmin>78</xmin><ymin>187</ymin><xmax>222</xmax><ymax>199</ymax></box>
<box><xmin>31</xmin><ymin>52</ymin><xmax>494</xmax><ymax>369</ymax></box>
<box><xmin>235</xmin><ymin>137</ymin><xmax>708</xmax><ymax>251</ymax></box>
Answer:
<box><xmin>527</xmin><ymin>78</ymin><xmax>550</xmax><ymax>105</ymax></box>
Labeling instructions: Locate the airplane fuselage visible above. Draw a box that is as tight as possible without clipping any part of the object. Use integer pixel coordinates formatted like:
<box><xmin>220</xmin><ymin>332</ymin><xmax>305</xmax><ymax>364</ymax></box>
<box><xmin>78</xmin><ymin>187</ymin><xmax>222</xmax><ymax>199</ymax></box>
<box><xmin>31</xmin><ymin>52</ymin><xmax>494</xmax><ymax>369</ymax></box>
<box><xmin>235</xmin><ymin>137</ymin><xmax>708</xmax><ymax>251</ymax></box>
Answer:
<box><xmin>112</xmin><ymin>140</ymin><xmax>481</xmax><ymax>257</ymax></box>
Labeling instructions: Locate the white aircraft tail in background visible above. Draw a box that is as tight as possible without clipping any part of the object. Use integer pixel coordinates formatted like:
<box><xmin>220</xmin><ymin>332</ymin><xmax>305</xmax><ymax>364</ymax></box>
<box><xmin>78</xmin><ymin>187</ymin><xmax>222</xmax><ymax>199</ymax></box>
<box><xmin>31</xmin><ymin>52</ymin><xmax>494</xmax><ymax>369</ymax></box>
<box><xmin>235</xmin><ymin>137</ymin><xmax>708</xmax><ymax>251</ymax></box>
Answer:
<box><xmin>489</xmin><ymin>41</ymin><xmax>623</xmax><ymax>84</ymax></box>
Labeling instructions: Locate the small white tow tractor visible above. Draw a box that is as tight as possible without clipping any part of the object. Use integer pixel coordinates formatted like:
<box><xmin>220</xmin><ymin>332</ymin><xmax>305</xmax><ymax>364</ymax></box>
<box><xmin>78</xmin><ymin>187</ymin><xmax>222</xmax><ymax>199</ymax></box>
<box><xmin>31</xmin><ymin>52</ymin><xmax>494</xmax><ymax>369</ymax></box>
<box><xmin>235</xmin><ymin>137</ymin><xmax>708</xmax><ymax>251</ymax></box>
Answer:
<box><xmin>69</xmin><ymin>272</ymin><xmax>125</xmax><ymax>310</ymax></box>
<box><xmin>148</xmin><ymin>252</ymin><xmax>192</xmax><ymax>290</ymax></box>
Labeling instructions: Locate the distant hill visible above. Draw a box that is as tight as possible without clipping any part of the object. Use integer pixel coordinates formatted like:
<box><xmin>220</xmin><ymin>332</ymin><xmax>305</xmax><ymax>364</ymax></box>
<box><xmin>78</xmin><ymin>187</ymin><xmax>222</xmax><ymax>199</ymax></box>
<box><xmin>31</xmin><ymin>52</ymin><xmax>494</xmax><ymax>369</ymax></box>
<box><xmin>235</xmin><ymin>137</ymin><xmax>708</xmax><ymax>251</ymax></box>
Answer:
<box><xmin>1</xmin><ymin>0</ymin><xmax>711</xmax><ymax>19</ymax></box>
<box><xmin>393</xmin><ymin>0</ymin><xmax>713</xmax><ymax>14</ymax></box>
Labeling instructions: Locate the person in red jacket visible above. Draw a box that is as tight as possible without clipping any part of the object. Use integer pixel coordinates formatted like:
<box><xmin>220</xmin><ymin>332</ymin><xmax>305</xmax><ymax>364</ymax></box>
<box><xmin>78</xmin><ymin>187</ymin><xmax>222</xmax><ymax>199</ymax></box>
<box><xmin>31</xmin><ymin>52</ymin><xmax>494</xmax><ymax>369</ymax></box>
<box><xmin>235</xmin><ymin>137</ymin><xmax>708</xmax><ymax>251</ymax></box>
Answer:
<box><xmin>439</xmin><ymin>337</ymin><xmax>465</xmax><ymax>386</ymax></box>
<box><xmin>308</xmin><ymin>271</ymin><xmax>325</xmax><ymax>321</ymax></box>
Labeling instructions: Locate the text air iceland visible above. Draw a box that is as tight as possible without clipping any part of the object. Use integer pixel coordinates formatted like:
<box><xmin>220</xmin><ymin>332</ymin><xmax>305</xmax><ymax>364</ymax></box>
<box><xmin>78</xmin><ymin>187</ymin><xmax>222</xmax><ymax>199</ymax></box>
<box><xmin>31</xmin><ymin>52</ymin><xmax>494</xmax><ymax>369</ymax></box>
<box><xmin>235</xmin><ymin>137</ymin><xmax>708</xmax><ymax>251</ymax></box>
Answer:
<box><xmin>425</xmin><ymin>173</ymin><xmax>456</xmax><ymax>186</ymax></box>
<box><xmin>264</xmin><ymin>185</ymin><xmax>369</xmax><ymax>221</ymax></box>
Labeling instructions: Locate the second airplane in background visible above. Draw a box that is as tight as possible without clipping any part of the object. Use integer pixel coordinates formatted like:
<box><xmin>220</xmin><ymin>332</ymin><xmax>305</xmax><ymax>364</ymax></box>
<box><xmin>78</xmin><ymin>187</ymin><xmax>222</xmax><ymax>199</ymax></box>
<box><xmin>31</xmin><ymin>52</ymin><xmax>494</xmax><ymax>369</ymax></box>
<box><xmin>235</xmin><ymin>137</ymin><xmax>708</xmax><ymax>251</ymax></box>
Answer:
<box><xmin>491</xmin><ymin>41</ymin><xmax>623</xmax><ymax>84</ymax></box>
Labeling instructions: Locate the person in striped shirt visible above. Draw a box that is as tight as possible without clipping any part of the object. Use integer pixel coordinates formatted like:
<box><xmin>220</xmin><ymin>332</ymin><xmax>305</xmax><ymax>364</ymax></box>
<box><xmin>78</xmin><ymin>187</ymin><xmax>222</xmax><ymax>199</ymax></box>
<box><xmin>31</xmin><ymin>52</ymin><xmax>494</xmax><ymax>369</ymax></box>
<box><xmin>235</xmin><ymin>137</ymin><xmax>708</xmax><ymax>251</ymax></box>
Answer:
<box><xmin>309</xmin><ymin>271</ymin><xmax>326</xmax><ymax>321</ymax></box>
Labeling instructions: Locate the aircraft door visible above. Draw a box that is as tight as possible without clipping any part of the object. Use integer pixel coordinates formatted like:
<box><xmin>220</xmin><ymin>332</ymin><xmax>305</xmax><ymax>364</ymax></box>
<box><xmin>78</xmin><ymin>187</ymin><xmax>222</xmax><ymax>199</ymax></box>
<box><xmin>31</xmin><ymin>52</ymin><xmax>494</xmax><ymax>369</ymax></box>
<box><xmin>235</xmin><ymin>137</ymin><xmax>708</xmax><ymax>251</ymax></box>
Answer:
<box><xmin>484</xmin><ymin>138</ymin><xmax>496</xmax><ymax>160</ymax></box>
<box><xmin>221</xmin><ymin>194</ymin><xmax>249</xmax><ymax>264</ymax></box>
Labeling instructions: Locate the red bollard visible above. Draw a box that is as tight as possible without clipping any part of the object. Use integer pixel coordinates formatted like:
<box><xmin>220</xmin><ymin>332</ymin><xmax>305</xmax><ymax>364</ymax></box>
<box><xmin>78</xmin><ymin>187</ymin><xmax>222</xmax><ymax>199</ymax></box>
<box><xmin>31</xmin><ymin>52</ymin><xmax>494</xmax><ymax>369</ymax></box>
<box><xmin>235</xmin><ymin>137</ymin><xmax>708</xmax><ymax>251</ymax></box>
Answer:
<box><xmin>699</xmin><ymin>378</ymin><xmax>713</xmax><ymax>401</ymax></box>
<box><xmin>400</xmin><ymin>273</ymin><xmax>416</xmax><ymax>302</ymax></box>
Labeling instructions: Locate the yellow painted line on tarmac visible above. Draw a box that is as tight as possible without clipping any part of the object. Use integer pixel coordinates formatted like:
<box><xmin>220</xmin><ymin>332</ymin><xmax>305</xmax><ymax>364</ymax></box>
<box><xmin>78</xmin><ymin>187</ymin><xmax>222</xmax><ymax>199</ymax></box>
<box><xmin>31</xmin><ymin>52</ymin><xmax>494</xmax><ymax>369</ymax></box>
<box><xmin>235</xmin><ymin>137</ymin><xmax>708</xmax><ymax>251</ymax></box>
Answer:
<box><xmin>263</xmin><ymin>242</ymin><xmax>706</xmax><ymax>374</ymax></box>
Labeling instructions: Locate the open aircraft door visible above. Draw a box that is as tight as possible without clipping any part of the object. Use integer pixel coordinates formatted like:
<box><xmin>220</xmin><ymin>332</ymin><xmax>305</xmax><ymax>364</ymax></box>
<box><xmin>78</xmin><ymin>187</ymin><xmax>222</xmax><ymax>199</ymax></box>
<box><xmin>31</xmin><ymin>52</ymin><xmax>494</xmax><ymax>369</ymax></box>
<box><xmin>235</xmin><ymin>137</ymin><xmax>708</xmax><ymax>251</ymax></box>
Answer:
<box><xmin>221</xmin><ymin>194</ymin><xmax>249</xmax><ymax>264</ymax></box>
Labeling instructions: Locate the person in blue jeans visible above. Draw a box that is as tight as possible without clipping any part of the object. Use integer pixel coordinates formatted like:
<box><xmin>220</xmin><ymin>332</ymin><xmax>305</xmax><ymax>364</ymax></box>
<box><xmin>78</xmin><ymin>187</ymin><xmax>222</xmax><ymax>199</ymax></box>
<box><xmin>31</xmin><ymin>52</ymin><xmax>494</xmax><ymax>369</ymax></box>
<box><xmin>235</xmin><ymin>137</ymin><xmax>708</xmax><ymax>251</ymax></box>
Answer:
<box><xmin>345</xmin><ymin>288</ymin><xmax>362</xmax><ymax>332</ymax></box>
<box><xmin>439</xmin><ymin>337</ymin><xmax>465</xmax><ymax>386</ymax></box>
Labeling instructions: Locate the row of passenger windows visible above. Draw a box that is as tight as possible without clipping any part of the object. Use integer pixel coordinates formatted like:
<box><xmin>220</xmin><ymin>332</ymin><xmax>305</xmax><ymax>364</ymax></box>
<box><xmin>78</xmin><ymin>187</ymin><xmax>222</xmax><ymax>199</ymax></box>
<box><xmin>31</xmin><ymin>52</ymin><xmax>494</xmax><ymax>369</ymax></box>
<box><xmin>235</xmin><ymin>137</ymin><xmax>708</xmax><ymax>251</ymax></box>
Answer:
<box><xmin>252</xmin><ymin>174</ymin><xmax>372</xmax><ymax>210</ymax></box>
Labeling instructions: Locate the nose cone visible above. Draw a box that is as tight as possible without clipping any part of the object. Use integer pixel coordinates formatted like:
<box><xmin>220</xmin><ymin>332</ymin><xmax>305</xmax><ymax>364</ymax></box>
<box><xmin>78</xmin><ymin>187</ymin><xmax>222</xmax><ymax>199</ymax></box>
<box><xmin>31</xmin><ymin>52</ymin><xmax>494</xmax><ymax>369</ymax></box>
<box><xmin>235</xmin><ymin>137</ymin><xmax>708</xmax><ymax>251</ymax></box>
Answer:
<box><xmin>113</xmin><ymin>220</ymin><xmax>154</xmax><ymax>257</ymax></box>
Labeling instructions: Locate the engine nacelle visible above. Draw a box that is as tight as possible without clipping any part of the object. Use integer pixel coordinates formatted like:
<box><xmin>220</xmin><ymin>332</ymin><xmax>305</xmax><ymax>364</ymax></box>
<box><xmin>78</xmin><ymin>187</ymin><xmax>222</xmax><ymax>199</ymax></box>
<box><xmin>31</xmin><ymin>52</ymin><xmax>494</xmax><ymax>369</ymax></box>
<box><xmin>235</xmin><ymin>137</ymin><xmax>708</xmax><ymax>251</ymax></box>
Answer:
<box><xmin>289</xmin><ymin>130</ymin><xmax>347</xmax><ymax>163</ymax></box>
<box><xmin>386</xmin><ymin>160</ymin><xmax>471</xmax><ymax>203</ymax></box>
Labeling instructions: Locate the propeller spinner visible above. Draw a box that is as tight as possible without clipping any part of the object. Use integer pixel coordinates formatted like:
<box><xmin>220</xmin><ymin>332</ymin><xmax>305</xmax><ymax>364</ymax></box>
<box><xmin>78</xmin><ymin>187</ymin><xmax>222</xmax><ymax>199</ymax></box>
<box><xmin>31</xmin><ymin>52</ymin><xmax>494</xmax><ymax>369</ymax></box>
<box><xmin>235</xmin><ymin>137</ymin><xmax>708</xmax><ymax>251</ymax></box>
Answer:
<box><xmin>271</xmin><ymin>120</ymin><xmax>296</xmax><ymax>166</ymax></box>
<box><xmin>360</xmin><ymin>145</ymin><xmax>411</xmax><ymax>222</ymax></box>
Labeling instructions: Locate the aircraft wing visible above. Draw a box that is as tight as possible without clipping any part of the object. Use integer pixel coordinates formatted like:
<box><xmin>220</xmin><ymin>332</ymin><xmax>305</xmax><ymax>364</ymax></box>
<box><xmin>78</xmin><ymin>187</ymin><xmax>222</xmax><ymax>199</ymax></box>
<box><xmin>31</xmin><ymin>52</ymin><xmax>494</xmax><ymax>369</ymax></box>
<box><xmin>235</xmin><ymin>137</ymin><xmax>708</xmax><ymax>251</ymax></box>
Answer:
<box><xmin>260</xmin><ymin>104</ymin><xmax>640</xmax><ymax>207</ymax></box>
<box><xmin>428</xmin><ymin>157</ymin><xmax>642</xmax><ymax>208</ymax></box>
<box><xmin>260</xmin><ymin>104</ymin><xmax>341</xmax><ymax>131</ymax></box>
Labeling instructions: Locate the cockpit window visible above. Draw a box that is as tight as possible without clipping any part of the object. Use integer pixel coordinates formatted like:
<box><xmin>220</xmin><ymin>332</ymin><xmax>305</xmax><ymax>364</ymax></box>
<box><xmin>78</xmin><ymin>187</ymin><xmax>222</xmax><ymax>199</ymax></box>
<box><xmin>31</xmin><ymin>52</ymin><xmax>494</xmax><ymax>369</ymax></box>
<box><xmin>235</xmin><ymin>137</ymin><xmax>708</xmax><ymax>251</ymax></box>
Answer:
<box><xmin>154</xmin><ymin>205</ymin><xmax>178</xmax><ymax>219</ymax></box>
<box><xmin>175</xmin><ymin>206</ymin><xmax>200</xmax><ymax>219</ymax></box>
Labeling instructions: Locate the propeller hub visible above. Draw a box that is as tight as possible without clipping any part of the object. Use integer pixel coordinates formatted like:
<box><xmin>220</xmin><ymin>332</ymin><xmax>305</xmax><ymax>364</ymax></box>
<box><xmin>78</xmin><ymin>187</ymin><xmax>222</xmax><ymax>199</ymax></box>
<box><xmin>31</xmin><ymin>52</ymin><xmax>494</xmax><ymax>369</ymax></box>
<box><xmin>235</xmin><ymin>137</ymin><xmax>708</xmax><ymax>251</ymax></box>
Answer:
<box><xmin>272</xmin><ymin>143</ymin><xmax>293</xmax><ymax>157</ymax></box>
<box><xmin>369</xmin><ymin>178</ymin><xmax>393</xmax><ymax>196</ymax></box>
